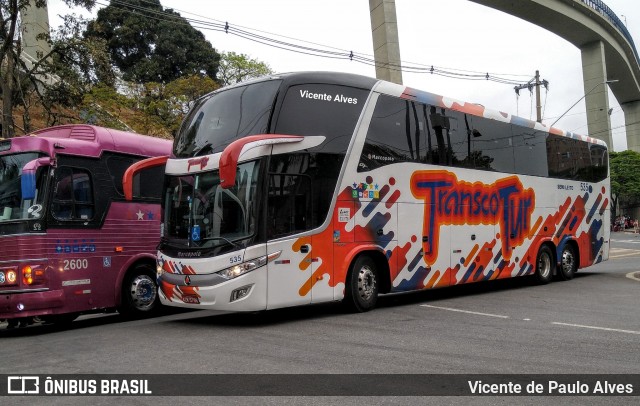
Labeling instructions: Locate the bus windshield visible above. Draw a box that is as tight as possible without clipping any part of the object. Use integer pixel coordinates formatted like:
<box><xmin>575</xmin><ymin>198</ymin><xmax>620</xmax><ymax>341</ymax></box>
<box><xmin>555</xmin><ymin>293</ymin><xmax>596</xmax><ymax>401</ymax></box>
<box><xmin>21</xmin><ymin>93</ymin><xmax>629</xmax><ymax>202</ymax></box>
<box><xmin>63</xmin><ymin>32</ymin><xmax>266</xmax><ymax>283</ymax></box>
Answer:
<box><xmin>0</xmin><ymin>152</ymin><xmax>47</xmax><ymax>222</ymax></box>
<box><xmin>173</xmin><ymin>80</ymin><xmax>282</xmax><ymax>158</ymax></box>
<box><xmin>163</xmin><ymin>160</ymin><xmax>260</xmax><ymax>249</ymax></box>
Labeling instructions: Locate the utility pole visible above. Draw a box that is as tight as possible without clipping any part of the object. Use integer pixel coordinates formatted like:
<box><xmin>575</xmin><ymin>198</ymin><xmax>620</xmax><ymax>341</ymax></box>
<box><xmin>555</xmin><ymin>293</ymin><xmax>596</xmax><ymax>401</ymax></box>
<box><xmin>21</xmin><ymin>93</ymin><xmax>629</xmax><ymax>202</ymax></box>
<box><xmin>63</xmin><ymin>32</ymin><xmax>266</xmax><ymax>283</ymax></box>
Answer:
<box><xmin>514</xmin><ymin>70</ymin><xmax>549</xmax><ymax>123</ymax></box>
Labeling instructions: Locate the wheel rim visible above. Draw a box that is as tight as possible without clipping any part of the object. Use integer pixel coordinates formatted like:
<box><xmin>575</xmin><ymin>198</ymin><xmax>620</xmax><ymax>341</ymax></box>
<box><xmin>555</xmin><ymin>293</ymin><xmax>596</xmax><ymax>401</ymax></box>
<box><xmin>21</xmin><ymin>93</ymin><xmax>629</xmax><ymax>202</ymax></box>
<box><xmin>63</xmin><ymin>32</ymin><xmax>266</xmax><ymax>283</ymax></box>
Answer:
<box><xmin>538</xmin><ymin>251</ymin><xmax>551</xmax><ymax>279</ymax></box>
<box><xmin>357</xmin><ymin>265</ymin><xmax>376</xmax><ymax>301</ymax></box>
<box><xmin>561</xmin><ymin>248</ymin><xmax>575</xmax><ymax>274</ymax></box>
<box><xmin>129</xmin><ymin>275</ymin><xmax>157</xmax><ymax>311</ymax></box>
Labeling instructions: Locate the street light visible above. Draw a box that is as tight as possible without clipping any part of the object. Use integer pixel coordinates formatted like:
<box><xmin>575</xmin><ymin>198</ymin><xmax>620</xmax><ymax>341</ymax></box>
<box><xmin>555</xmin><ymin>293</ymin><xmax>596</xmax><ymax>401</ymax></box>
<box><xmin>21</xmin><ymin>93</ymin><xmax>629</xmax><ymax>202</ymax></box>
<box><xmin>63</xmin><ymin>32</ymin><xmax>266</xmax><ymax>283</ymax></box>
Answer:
<box><xmin>549</xmin><ymin>79</ymin><xmax>618</xmax><ymax>128</ymax></box>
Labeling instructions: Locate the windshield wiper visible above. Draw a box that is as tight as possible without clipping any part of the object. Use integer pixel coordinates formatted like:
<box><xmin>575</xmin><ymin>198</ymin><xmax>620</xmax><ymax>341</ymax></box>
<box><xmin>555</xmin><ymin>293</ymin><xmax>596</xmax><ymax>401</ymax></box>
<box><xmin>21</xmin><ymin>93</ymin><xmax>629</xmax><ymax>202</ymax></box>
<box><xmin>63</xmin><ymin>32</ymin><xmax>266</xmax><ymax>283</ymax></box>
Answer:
<box><xmin>198</xmin><ymin>236</ymin><xmax>240</xmax><ymax>249</ymax></box>
<box><xmin>192</xmin><ymin>143</ymin><xmax>214</xmax><ymax>157</ymax></box>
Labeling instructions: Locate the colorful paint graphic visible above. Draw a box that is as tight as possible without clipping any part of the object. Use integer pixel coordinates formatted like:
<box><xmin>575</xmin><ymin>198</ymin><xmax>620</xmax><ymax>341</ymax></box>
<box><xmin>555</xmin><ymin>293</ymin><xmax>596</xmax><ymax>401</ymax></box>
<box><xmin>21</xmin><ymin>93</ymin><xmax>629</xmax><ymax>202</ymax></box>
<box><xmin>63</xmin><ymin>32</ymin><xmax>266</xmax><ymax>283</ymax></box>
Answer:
<box><xmin>157</xmin><ymin>257</ymin><xmax>201</xmax><ymax>303</ymax></box>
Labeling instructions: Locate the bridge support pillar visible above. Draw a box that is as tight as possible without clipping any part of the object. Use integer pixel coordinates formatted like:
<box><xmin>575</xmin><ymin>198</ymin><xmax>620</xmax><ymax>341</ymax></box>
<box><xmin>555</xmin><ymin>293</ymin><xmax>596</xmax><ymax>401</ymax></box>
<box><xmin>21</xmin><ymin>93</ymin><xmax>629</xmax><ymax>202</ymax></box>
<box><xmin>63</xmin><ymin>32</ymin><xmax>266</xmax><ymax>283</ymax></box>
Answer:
<box><xmin>581</xmin><ymin>41</ymin><xmax>613</xmax><ymax>148</ymax></box>
<box><xmin>369</xmin><ymin>0</ymin><xmax>403</xmax><ymax>85</ymax></box>
<box><xmin>621</xmin><ymin>101</ymin><xmax>640</xmax><ymax>152</ymax></box>
<box><xmin>21</xmin><ymin>1</ymin><xmax>51</xmax><ymax>60</ymax></box>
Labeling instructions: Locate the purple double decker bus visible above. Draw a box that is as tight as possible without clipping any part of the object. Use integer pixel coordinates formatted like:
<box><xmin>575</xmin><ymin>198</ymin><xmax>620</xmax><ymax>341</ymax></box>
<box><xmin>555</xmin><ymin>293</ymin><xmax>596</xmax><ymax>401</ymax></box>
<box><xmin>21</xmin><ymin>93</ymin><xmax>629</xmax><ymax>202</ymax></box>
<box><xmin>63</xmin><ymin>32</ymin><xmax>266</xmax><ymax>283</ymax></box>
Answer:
<box><xmin>0</xmin><ymin>125</ymin><xmax>171</xmax><ymax>327</ymax></box>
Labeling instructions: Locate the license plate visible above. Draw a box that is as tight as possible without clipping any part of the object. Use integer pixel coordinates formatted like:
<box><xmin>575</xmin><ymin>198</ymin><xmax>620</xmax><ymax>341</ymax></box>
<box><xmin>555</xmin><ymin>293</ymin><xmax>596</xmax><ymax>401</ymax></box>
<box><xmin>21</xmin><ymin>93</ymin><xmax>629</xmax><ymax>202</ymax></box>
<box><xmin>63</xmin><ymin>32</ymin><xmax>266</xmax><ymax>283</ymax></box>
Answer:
<box><xmin>182</xmin><ymin>295</ymin><xmax>200</xmax><ymax>304</ymax></box>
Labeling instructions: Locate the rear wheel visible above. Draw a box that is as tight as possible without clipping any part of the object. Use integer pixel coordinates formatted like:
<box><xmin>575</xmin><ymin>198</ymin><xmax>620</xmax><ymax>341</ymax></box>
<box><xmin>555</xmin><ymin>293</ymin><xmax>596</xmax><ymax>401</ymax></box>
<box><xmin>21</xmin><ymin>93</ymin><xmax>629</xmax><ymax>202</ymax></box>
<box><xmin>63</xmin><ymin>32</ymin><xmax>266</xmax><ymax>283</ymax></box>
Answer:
<box><xmin>559</xmin><ymin>244</ymin><xmax>577</xmax><ymax>280</ymax></box>
<box><xmin>119</xmin><ymin>264</ymin><xmax>159</xmax><ymax>318</ymax></box>
<box><xmin>343</xmin><ymin>255</ymin><xmax>379</xmax><ymax>312</ymax></box>
<box><xmin>534</xmin><ymin>245</ymin><xmax>555</xmax><ymax>284</ymax></box>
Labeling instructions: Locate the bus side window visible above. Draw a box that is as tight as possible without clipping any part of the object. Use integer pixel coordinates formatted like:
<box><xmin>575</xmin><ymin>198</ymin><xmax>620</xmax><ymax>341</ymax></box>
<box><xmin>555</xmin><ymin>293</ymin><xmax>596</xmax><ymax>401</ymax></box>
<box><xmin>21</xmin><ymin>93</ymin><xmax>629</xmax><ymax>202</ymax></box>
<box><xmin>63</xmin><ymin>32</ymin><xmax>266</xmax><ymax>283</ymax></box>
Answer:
<box><xmin>359</xmin><ymin>95</ymin><xmax>421</xmax><ymax>172</ymax></box>
<box><xmin>106</xmin><ymin>155</ymin><xmax>136</xmax><ymax>196</ymax></box>
<box><xmin>52</xmin><ymin>167</ymin><xmax>95</xmax><ymax>221</ymax></box>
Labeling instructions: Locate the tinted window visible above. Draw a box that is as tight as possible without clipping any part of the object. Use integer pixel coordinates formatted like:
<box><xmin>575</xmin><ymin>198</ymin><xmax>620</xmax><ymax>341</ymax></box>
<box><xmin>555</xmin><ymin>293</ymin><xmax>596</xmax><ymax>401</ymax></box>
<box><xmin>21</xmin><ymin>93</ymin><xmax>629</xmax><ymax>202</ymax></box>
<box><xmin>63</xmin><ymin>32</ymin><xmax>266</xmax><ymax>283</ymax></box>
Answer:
<box><xmin>106</xmin><ymin>156</ymin><xmax>136</xmax><ymax>195</ymax></box>
<box><xmin>52</xmin><ymin>167</ymin><xmax>95</xmax><ymax>221</ymax></box>
<box><xmin>275</xmin><ymin>84</ymin><xmax>369</xmax><ymax>154</ymax></box>
<box><xmin>463</xmin><ymin>114</ymin><xmax>514</xmax><ymax>172</ymax></box>
<box><xmin>359</xmin><ymin>94</ymin><xmax>608</xmax><ymax>181</ymax></box>
<box><xmin>547</xmin><ymin>135</ymin><xmax>607</xmax><ymax>182</ymax></box>
<box><xmin>173</xmin><ymin>80</ymin><xmax>282</xmax><ymax>157</ymax></box>
<box><xmin>359</xmin><ymin>96</ymin><xmax>420</xmax><ymax>171</ymax></box>
<box><xmin>513</xmin><ymin>128</ymin><xmax>548</xmax><ymax>177</ymax></box>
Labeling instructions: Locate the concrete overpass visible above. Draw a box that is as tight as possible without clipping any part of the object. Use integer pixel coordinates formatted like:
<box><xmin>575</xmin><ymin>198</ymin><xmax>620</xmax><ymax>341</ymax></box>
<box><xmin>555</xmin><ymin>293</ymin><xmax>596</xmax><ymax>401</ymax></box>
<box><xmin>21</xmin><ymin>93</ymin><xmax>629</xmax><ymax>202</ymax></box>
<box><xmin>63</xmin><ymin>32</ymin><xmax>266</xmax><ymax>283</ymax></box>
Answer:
<box><xmin>468</xmin><ymin>0</ymin><xmax>640</xmax><ymax>151</ymax></box>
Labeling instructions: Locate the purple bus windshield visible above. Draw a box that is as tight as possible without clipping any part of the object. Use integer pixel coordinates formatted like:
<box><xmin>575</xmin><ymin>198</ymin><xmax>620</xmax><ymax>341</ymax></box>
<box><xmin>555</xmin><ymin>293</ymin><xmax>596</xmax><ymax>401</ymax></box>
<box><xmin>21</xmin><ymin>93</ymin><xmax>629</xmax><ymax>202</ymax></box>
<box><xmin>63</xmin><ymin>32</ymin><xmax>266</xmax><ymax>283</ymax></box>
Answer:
<box><xmin>0</xmin><ymin>152</ymin><xmax>46</xmax><ymax>222</ymax></box>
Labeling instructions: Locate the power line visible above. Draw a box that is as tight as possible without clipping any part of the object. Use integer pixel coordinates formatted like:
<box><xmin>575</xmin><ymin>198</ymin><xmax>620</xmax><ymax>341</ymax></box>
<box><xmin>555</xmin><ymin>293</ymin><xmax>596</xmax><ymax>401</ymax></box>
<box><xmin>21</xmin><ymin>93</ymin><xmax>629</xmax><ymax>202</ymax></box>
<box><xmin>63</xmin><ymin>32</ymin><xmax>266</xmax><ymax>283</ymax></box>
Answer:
<box><xmin>90</xmin><ymin>0</ymin><xmax>529</xmax><ymax>85</ymax></box>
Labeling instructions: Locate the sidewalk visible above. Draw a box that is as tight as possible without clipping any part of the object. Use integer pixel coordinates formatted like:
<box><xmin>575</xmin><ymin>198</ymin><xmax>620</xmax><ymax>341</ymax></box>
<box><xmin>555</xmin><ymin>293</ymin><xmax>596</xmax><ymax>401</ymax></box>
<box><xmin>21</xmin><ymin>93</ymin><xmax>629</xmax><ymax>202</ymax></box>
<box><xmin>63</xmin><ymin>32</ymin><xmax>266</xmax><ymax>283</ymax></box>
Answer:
<box><xmin>613</xmin><ymin>228</ymin><xmax>640</xmax><ymax>235</ymax></box>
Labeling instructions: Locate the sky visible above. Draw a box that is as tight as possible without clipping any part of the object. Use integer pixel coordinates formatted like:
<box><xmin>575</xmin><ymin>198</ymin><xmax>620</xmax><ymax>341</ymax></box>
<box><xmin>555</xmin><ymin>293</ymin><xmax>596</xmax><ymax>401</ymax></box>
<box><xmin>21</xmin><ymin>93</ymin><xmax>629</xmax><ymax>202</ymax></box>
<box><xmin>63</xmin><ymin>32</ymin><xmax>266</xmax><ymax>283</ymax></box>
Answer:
<box><xmin>47</xmin><ymin>0</ymin><xmax>638</xmax><ymax>151</ymax></box>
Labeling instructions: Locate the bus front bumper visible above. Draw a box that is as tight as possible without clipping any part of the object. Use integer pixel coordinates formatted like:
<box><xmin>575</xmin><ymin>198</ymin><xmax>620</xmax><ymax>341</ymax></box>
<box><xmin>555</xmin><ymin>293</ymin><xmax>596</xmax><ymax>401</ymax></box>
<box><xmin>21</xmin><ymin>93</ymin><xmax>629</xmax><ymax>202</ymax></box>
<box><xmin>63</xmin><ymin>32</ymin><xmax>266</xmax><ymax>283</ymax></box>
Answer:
<box><xmin>158</xmin><ymin>270</ymin><xmax>267</xmax><ymax>312</ymax></box>
<box><xmin>0</xmin><ymin>288</ymin><xmax>64</xmax><ymax>319</ymax></box>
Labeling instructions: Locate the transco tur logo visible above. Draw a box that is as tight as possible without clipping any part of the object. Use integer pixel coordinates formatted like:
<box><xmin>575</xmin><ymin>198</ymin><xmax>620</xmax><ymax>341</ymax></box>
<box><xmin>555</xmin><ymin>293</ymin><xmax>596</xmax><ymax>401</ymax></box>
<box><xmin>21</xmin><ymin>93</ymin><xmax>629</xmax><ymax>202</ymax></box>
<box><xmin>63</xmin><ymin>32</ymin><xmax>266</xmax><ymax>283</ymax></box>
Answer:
<box><xmin>411</xmin><ymin>170</ymin><xmax>535</xmax><ymax>265</ymax></box>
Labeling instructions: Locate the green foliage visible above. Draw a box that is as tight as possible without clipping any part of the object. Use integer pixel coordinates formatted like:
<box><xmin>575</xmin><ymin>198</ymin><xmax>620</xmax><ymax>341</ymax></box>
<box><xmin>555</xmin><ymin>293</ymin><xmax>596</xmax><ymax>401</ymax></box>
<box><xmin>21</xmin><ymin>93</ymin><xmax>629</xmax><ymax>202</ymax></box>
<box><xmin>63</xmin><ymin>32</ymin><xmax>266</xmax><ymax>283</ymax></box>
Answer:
<box><xmin>610</xmin><ymin>150</ymin><xmax>640</xmax><ymax>199</ymax></box>
<box><xmin>85</xmin><ymin>0</ymin><xmax>220</xmax><ymax>83</ymax></box>
<box><xmin>609</xmin><ymin>150</ymin><xmax>640</xmax><ymax>216</ymax></box>
<box><xmin>80</xmin><ymin>75</ymin><xmax>218</xmax><ymax>137</ymax></box>
<box><xmin>218</xmin><ymin>51</ymin><xmax>273</xmax><ymax>86</ymax></box>
<box><xmin>1</xmin><ymin>0</ymin><xmax>272</xmax><ymax>139</ymax></box>
<box><xmin>0</xmin><ymin>0</ymin><xmax>96</xmax><ymax>136</ymax></box>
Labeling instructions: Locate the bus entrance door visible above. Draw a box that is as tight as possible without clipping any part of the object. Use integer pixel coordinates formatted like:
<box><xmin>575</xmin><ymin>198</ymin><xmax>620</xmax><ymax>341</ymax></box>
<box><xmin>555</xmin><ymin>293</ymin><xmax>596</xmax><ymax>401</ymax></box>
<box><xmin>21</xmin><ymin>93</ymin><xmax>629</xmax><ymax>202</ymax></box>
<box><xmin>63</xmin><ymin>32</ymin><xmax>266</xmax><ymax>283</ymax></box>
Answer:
<box><xmin>265</xmin><ymin>172</ymin><xmax>314</xmax><ymax>310</ymax></box>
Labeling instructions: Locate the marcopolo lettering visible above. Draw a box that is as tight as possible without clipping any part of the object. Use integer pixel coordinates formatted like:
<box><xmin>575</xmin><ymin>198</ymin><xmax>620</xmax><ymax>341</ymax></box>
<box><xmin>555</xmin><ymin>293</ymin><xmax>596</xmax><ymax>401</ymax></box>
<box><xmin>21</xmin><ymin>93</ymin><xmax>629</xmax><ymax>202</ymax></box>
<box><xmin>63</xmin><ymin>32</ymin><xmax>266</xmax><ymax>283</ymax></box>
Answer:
<box><xmin>411</xmin><ymin>170</ymin><xmax>535</xmax><ymax>265</ymax></box>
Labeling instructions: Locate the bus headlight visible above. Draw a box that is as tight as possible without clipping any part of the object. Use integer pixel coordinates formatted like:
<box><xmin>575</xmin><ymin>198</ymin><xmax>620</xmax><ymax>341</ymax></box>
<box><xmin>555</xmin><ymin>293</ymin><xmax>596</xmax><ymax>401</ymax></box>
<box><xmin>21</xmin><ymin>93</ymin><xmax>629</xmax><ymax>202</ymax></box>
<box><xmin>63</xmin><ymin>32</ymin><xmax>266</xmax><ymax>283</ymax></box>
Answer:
<box><xmin>216</xmin><ymin>251</ymin><xmax>281</xmax><ymax>280</ymax></box>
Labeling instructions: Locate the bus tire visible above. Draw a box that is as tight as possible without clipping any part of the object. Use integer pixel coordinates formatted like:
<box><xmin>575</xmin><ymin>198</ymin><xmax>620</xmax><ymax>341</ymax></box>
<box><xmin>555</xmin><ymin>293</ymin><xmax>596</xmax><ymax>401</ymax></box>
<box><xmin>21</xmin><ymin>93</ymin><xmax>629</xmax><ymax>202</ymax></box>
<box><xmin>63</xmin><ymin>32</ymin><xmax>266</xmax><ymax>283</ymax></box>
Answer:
<box><xmin>343</xmin><ymin>255</ymin><xmax>379</xmax><ymax>312</ymax></box>
<box><xmin>558</xmin><ymin>244</ymin><xmax>577</xmax><ymax>280</ymax></box>
<box><xmin>119</xmin><ymin>264</ymin><xmax>159</xmax><ymax>318</ymax></box>
<box><xmin>534</xmin><ymin>245</ymin><xmax>555</xmax><ymax>284</ymax></box>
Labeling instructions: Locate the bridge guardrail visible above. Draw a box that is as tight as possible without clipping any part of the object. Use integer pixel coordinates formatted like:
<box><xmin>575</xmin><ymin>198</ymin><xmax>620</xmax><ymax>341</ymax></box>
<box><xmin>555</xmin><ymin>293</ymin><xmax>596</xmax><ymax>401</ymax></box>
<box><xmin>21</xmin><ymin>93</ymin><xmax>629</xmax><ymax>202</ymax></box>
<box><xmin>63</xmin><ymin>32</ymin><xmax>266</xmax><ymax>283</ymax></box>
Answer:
<box><xmin>580</xmin><ymin>0</ymin><xmax>640</xmax><ymax>65</ymax></box>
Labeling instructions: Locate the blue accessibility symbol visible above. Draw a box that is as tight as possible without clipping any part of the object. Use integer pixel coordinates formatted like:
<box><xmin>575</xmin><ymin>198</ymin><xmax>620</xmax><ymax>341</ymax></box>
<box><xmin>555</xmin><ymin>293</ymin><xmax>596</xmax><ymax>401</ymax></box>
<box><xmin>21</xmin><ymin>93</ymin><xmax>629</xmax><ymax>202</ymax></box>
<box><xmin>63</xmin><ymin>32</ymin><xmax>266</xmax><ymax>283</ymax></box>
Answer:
<box><xmin>191</xmin><ymin>225</ymin><xmax>201</xmax><ymax>242</ymax></box>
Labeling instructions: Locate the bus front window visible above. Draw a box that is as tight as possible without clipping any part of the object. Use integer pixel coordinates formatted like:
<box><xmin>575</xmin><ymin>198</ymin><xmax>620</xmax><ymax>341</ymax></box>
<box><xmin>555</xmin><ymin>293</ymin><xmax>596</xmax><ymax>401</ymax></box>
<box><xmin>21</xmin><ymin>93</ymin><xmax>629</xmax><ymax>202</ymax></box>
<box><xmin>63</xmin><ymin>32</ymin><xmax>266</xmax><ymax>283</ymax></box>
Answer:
<box><xmin>0</xmin><ymin>153</ymin><xmax>46</xmax><ymax>222</ymax></box>
<box><xmin>163</xmin><ymin>160</ymin><xmax>260</xmax><ymax>250</ymax></box>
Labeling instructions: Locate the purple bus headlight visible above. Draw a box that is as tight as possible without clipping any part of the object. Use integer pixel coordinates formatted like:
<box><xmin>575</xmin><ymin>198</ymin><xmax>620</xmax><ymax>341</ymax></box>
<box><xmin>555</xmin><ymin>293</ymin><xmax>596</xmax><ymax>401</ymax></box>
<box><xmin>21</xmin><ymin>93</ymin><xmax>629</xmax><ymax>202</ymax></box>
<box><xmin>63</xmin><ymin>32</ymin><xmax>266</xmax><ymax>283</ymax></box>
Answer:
<box><xmin>6</xmin><ymin>270</ymin><xmax>17</xmax><ymax>284</ymax></box>
<box><xmin>216</xmin><ymin>251</ymin><xmax>281</xmax><ymax>280</ymax></box>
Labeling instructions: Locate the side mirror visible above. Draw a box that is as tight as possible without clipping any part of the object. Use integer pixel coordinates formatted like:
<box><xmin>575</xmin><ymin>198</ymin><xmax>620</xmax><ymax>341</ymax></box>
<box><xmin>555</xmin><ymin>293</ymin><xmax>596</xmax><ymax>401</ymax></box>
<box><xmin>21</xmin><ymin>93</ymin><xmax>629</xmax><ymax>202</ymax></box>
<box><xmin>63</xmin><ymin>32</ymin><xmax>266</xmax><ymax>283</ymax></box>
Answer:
<box><xmin>123</xmin><ymin>156</ymin><xmax>169</xmax><ymax>201</ymax></box>
<box><xmin>21</xmin><ymin>157</ymin><xmax>52</xmax><ymax>200</ymax></box>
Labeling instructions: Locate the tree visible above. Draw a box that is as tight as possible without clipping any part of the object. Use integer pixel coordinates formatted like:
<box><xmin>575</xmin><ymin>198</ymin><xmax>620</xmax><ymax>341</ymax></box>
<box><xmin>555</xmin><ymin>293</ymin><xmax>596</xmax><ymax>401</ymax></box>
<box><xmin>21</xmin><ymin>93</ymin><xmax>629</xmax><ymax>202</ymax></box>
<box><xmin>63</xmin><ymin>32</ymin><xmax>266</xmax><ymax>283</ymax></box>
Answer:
<box><xmin>609</xmin><ymin>150</ymin><xmax>640</xmax><ymax>218</ymax></box>
<box><xmin>1</xmin><ymin>0</ymin><xmax>96</xmax><ymax>137</ymax></box>
<box><xmin>124</xmin><ymin>74</ymin><xmax>218</xmax><ymax>136</ymax></box>
<box><xmin>217</xmin><ymin>51</ymin><xmax>273</xmax><ymax>86</ymax></box>
<box><xmin>85</xmin><ymin>0</ymin><xmax>220</xmax><ymax>84</ymax></box>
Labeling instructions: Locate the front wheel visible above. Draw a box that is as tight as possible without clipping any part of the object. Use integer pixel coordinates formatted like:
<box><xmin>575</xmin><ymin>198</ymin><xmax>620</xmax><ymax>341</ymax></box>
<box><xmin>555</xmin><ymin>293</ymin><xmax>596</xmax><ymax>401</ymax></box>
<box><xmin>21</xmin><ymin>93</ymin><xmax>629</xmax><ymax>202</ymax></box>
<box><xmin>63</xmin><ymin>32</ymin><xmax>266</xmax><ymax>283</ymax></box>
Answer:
<box><xmin>119</xmin><ymin>265</ymin><xmax>159</xmax><ymax>318</ymax></box>
<box><xmin>558</xmin><ymin>244</ymin><xmax>577</xmax><ymax>280</ymax></box>
<box><xmin>534</xmin><ymin>245</ymin><xmax>555</xmax><ymax>284</ymax></box>
<box><xmin>343</xmin><ymin>255</ymin><xmax>379</xmax><ymax>312</ymax></box>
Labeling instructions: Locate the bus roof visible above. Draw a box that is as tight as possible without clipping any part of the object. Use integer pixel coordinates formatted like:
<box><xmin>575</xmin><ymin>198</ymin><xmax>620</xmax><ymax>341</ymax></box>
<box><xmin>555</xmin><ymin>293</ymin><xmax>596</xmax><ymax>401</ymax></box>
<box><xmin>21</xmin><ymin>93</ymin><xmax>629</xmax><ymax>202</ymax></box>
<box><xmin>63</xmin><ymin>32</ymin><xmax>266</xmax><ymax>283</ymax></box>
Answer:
<box><xmin>1</xmin><ymin>125</ymin><xmax>172</xmax><ymax>158</ymax></box>
<box><xmin>229</xmin><ymin>71</ymin><xmax>608</xmax><ymax>149</ymax></box>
